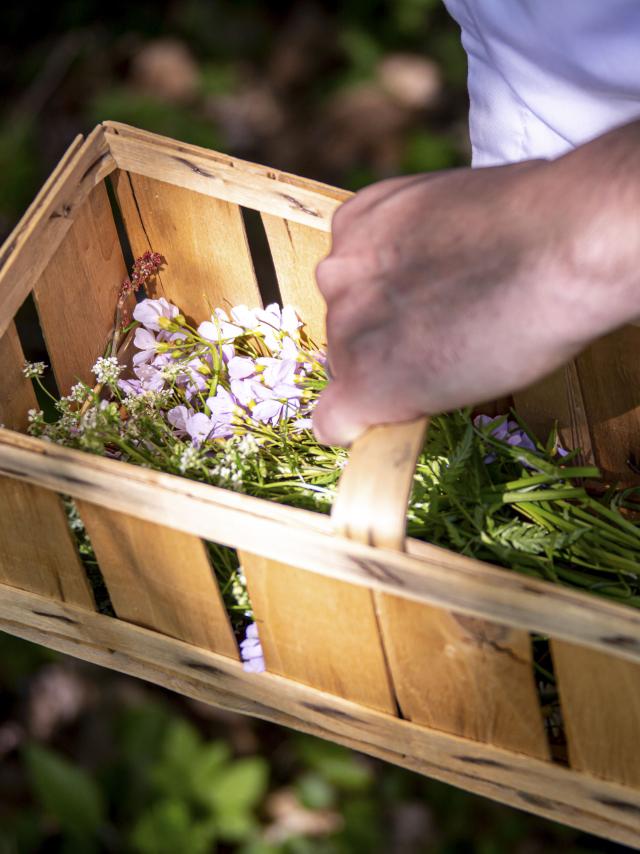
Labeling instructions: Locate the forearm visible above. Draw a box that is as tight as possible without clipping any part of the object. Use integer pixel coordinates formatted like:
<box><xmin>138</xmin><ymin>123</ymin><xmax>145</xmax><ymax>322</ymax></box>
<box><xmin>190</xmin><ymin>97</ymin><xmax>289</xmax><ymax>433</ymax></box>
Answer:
<box><xmin>543</xmin><ymin>119</ymin><xmax>640</xmax><ymax>342</ymax></box>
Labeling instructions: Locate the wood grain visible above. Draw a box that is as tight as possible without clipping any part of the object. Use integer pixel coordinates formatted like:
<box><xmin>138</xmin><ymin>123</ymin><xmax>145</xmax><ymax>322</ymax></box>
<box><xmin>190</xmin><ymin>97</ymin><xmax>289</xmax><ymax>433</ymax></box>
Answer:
<box><xmin>105</xmin><ymin>122</ymin><xmax>348</xmax><ymax>231</ymax></box>
<box><xmin>260</xmin><ymin>214</ymin><xmax>331</xmax><ymax>345</ymax></box>
<box><xmin>239</xmin><ymin>553</ymin><xmax>395</xmax><ymax>712</ymax></box>
<box><xmin>574</xmin><ymin>326</ymin><xmax>640</xmax><ymax>483</ymax></box>
<box><xmin>333</xmin><ymin>417</ymin><xmax>549</xmax><ymax>757</ymax></box>
<box><xmin>3</xmin><ymin>429</ymin><xmax>640</xmax><ymax>664</ymax></box>
<box><xmin>33</xmin><ymin>180</ymin><xmax>128</xmax><ymax>392</ymax></box>
<box><xmin>1</xmin><ymin>584</ymin><xmax>639</xmax><ymax>849</ymax></box>
<box><xmin>552</xmin><ymin>640</ymin><xmax>640</xmax><ymax>787</ymax></box>
<box><xmin>0</xmin><ymin>324</ymin><xmax>94</xmax><ymax>607</ymax></box>
<box><xmin>0</xmin><ymin>126</ymin><xmax>115</xmax><ymax>341</ymax></box>
<box><xmin>113</xmin><ymin>172</ymin><xmax>261</xmax><ymax>323</ymax></box>
<box><xmin>76</xmin><ymin>503</ymin><xmax>238</xmax><ymax>657</ymax></box>
<box><xmin>514</xmin><ymin>362</ymin><xmax>594</xmax><ymax>466</ymax></box>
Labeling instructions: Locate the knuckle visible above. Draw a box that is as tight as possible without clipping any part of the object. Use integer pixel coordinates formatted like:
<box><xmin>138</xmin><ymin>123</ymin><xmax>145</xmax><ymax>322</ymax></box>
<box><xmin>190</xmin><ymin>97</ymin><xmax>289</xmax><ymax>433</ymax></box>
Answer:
<box><xmin>315</xmin><ymin>255</ymin><xmax>345</xmax><ymax>299</ymax></box>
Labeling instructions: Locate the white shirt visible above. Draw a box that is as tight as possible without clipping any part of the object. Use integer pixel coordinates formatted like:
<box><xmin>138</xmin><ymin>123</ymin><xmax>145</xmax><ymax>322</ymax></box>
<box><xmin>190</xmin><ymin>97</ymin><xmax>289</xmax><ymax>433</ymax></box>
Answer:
<box><xmin>443</xmin><ymin>1</ymin><xmax>640</xmax><ymax>166</ymax></box>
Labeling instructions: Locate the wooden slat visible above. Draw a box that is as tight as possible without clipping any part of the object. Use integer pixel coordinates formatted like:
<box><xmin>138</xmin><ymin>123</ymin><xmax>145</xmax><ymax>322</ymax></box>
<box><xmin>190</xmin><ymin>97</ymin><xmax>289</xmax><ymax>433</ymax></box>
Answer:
<box><xmin>0</xmin><ymin>324</ymin><xmax>94</xmax><ymax>607</ymax></box>
<box><xmin>260</xmin><ymin>214</ymin><xmax>331</xmax><ymax>345</ymax></box>
<box><xmin>333</xmin><ymin>418</ymin><xmax>549</xmax><ymax>757</ymax></box>
<box><xmin>33</xmin><ymin>181</ymin><xmax>128</xmax><ymax>392</ymax></box>
<box><xmin>105</xmin><ymin>122</ymin><xmax>348</xmax><ymax>232</ymax></box>
<box><xmin>239</xmin><ymin>553</ymin><xmax>395</xmax><ymax>712</ymax></box>
<box><xmin>574</xmin><ymin>326</ymin><xmax>640</xmax><ymax>483</ymax></box>
<box><xmin>76</xmin><ymin>503</ymin><xmax>238</xmax><ymax>657</ymax></box>
<box><xmin>0</xmin><ymin>125</ymin><xmax>116</xmax><ymax>340</ymax></box>
<box><xmin>5</xmin><ymin>429</ymin><xmax>640</xmax><ymax>664</ymax></box>
<box><xmin>0</xmin><ymin>322</ymin><xmax>39</xmax><ymax>433</ymax></box>
<box><xmin>516</xmin><ymin>342</ymin><xmax>640</xmax><ymax>782</ymax></box>
<box><xmin>30</xmin><ymin>180</ymin><xmax>237</xmax><ymax>653</ymax></box>
<box><xmin>552</xmin><ymin>640</ymin><xmax>640</xmax><ymax>787</ymax></box>
<box><xmin>112</xmin><ymin>172</ymin><xmax>261</xmax><ymax>323</ymax></box>
<box><xmin>514</xmin><ymin>362</ymin><xmax>593</xmax><ymax>466</ymax></box>
<box><xmin>233</xmin><ymin>213</ymin><xmax>395</xmax><ymax>712</ymax></box>
<box><xmin>1</xmin><ymin>584</ymin><xmax>640</xmax><ymax>849</ymax></box>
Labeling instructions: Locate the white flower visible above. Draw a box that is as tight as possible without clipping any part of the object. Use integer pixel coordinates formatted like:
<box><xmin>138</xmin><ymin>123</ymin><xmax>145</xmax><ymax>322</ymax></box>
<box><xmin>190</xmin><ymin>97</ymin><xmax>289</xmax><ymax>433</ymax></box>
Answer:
<box><xmin>178</xmin><ymin>444</ymin><xmax>200</xmax><ymax>474</ymax></box>
<box><xmin>22</xmin><ymin>361</ymin><xmax>47</xmax><ymax>379</ymax></box>
<box><xmin>92</xmin><ymin>356</ymin><xmax>123</xmax><ymax>386</ymax></box>
<box><xmin>68</xmin><ymin>382</ymin><xmax>90</xmax><ymax>402</ymax></box>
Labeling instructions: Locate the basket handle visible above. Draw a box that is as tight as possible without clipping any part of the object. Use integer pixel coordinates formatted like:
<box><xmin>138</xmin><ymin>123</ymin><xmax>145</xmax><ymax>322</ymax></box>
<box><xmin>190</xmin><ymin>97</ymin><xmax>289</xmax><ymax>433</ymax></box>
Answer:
<box><xmin>331</xmin><ymin>417</ymin><xmax>429</xmax><ymax>551</ymax></box>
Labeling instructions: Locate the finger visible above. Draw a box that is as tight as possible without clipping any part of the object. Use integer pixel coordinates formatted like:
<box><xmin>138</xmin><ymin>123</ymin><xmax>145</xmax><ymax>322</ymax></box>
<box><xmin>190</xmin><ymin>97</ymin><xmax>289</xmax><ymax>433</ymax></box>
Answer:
<box><xmin>312</xmin><ymin>382</ymin><xmax>371</xmax><ymax>447</ymax></box>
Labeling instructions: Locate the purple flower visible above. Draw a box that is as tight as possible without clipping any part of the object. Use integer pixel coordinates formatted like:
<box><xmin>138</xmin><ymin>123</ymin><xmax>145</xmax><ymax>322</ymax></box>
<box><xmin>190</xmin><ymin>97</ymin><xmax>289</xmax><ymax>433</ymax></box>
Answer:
<box><xmin>198</xmin><ymin>308</ymin><xmax>244</xmax><ymax>343</ymax></box>
<box><xmin>230</xmin><ymin>377</ymin><xmax>262</xmax><ymax>408</ymax></box>
<box><xmin>167</xmin><ymin>405</ymin><xmax>190</xmax><ymax>434</ymax></box>
<box><xmin>230</xmin><ymin>304</ymin><xmax>259</xmax><ymax>330</ymax></box>
<box><xmin>474</xmin><ymin>414</ymin><xmax>539</xmax><ymax>466</ymax></box>
<box><xmin>227</xmin><ymin>356</ymin><xmax>256</xmax><ymax>381</ymax></box>
<box><xmin>118</xmin><ymin>378</ymin><xmax>143</xmax><ymax>396</ymax></box>
<box><xmin>252</xmin><ymin>392</ymin><xmax>301</xmax><ymax>426</ymax></box>
<box><xmin>206</xmin><ymin>386</ymin><xmax>236</xmax><ymax>432</ymax></box>
<box><xmin>132</xmin><ymin>327</ymin><xmax>162</xmax><ymax>366</ymax></box>
<box><xmin>254</xmin><ymin>304</ymin><xmax>302</xmax><ymax>350</ymax></box>
<box><xmin>133</xmin><ymin>364</ymin><xmax>165</xmax><ymax>392</ymax></box>
<box><xmin>292</xmin><ymin>417</ymin><xmax>313</xmax><ymax>432</ymax></box>
<box><xmin>133</xmin><ymin>298</ymin><xmax>179</xmax><ymax>332</ymax></box>
<box><xmin>185</xmin><ymin>412</ymin><xmax>215</xmax><ymax>447</ymax></box>
<box><xmin>240</xmin><ymin>622</ymin><xmax>265</xmax><ymax>673</ymax></box>
<box><xmin>258</xmin><ymin>357</ymin><xmax>299</xmax><ymax>391</ymax></box>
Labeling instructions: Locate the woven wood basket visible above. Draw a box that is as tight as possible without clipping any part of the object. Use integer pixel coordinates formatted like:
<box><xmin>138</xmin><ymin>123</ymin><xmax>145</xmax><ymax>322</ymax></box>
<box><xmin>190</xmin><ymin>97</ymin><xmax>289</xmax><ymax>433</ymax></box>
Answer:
<box><xmin>1</xmin><ymin>123</ymin><xmax>640</xmax><ymax>847</ymax></box>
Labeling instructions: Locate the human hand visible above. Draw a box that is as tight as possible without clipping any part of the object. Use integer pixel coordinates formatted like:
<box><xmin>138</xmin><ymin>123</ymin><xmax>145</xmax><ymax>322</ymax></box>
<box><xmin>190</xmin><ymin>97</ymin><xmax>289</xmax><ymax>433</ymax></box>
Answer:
<box><xmin>312</xmin><ymin>125</ymin><xmax>640</xmax><ymax>446</ymax></box>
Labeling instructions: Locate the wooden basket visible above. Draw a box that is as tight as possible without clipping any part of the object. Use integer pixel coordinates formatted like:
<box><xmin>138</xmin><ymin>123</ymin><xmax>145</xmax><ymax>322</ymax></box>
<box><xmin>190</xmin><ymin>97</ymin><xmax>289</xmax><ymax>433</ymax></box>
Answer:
<box><xmin>1</xmin><ymin>122</ymin><xmax>640</xmax><ymax>847</ymax></box>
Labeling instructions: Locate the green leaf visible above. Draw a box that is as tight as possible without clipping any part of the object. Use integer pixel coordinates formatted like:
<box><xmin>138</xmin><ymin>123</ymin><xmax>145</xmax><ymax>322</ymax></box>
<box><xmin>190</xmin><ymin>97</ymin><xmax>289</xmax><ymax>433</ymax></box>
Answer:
<box><xmin>151</xmin><ymin>719</ymin><xmax>203</xmax><ymax>797</ymax></box>
<box><xmin>24</xmin><ymin>744</ymin><xmax>105</xmax><ymax>839</ymax></box>
<box><xmin>200</xmin><ymin>756</ymin><xmax>269</xmax><ymax>815</ymax></box>
<box><xmin>295</xmin><ymin>772</ymin><xmax>335</xmax><ymax>810</ymax></box>
<box><xmin>295</xmin><ymin>738</ymin><xmax>372</xmax><ymax>792</ymax></box>
<box><xmin>188</xmin><ymin>741</ymin><xmax>231</xmax><ymax>802</ymax></box>
<box><xmin>216</xmin><ymin>808</ymin><xmax>258</xmax><ymax>842</ymax></box>
<box><xmin>130</xmin><ymin>799</ymin><xmax>216</xmax><ymax>854</ymax></box>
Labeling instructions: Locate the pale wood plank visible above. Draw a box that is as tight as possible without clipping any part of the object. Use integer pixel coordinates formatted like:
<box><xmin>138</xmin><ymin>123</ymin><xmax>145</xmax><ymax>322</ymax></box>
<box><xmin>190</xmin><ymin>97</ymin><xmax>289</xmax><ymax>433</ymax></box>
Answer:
<box><xmin>0</xmin><ymin>321</ymin><xmax>39</xmax><ymax>433</ymax></box>
<box><xmin>234</xmin><ymin>213</ymin><xmax>396</xmax><ymax>713</ymax></box>
<box><xmin>105</xmin><ymin>122</ymin><xmax>348</xmax><ymax>231</ymax></box>
<box><xmin>333</xmin><ymin>417</ymin><xmax>549</xmax><ymax>757</ymax></box>
<box><xmin>260</xmin><ymin>214</ymin><xmax>331</xmax><ymax>345</ymax></box>
<box><xmin>0</xmin><ymin>126</ymin><xmax>116</xmax><ymax>340</ymax></box>
<box><xmin>574</xmin><ymin>326</ymin><xmax>640</xmax><ymax>483</ymax></box>
<box><xmin>1</xmin><ymin>584</ymin><xmax>640</xmax><ymax>849</ymax></box>
<box><xmin>0</xmin><ymin>324</ymin><xmax>94</xmax><ymax>607</ymax></box>
<box><xmin>552</xmin><ymin>640</ymin><xmax>640</xmax><ymax>787</ymax></box>
<box><xmin>238</xmin><ymin>553</ymin><xmax>395</xmax><ymax>712</ymax></box>
<box><xmin>516</xmin><ymin>335</ymin><xmax>640</xmax><ymax>779</ymax></box>
<box><xmin>514</xmin><ymin>362</ymin><xmax>594</xmax><ymax>466</ymax></box>
<box><xmin>4</xmin><ymin>429</ymin><xmax>640</xmax><ymax>663</ymax></box>
<box><xmin>33</xmin><ymin>180</ymin><xmax>128</xmax><ymax>392</ymax></box>
<box><xmin>113</xmin><ymin>172</ymin><xmax>261</xmax><ymax>322</ymax></box>
<box><xmin>76</xmin><ymin>502</ymin><xmax>238</xmax><ymax>657</ymax></box>
<box><xmin>30</xmin><ymin>180</ymin><xmax>238</xmax><ymax>652</ymax></box>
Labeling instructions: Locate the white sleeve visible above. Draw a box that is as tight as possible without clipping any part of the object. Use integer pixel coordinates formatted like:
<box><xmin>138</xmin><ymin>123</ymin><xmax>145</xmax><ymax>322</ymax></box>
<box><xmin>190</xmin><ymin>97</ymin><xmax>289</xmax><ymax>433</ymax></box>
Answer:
<box><xmin>443</xmin><ymin>0</ymin><xmax>640</xmax><ymax>166</ymax></box>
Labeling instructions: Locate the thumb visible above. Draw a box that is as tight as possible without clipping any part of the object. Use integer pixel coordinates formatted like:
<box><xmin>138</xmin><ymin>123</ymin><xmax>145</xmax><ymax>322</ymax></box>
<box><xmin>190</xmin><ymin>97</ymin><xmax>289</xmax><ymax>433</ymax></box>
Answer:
<box><xmin>312</xmin><ymin>382</ymin><xmax>370</xmax><ymax>447</ymax></box>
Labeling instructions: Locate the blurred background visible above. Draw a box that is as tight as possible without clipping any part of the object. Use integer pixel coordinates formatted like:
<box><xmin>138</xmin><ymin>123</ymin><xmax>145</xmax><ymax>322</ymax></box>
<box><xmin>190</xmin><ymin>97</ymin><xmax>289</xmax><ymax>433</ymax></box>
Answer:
<box><xmin>0</xmin><ymin>1</ymin><xmax>632</xmax><ymax>851</ymax></box>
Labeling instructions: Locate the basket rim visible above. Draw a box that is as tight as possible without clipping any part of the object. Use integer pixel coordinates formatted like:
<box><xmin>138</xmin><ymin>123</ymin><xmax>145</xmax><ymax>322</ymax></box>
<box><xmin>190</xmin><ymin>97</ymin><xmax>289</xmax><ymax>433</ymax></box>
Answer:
<box><xmin>2</xmin><ymin>425</ymin><xmax>640</xmax><ymax>663</ymax></box>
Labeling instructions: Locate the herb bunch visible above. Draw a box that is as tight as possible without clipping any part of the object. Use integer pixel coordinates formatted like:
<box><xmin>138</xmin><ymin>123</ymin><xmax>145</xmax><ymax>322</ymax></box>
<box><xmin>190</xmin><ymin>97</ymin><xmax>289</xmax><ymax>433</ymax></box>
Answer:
<box><xmin>24</xmin><ymin>257</ymin><xmax>640</xmax><ymax>621</ymax></box>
